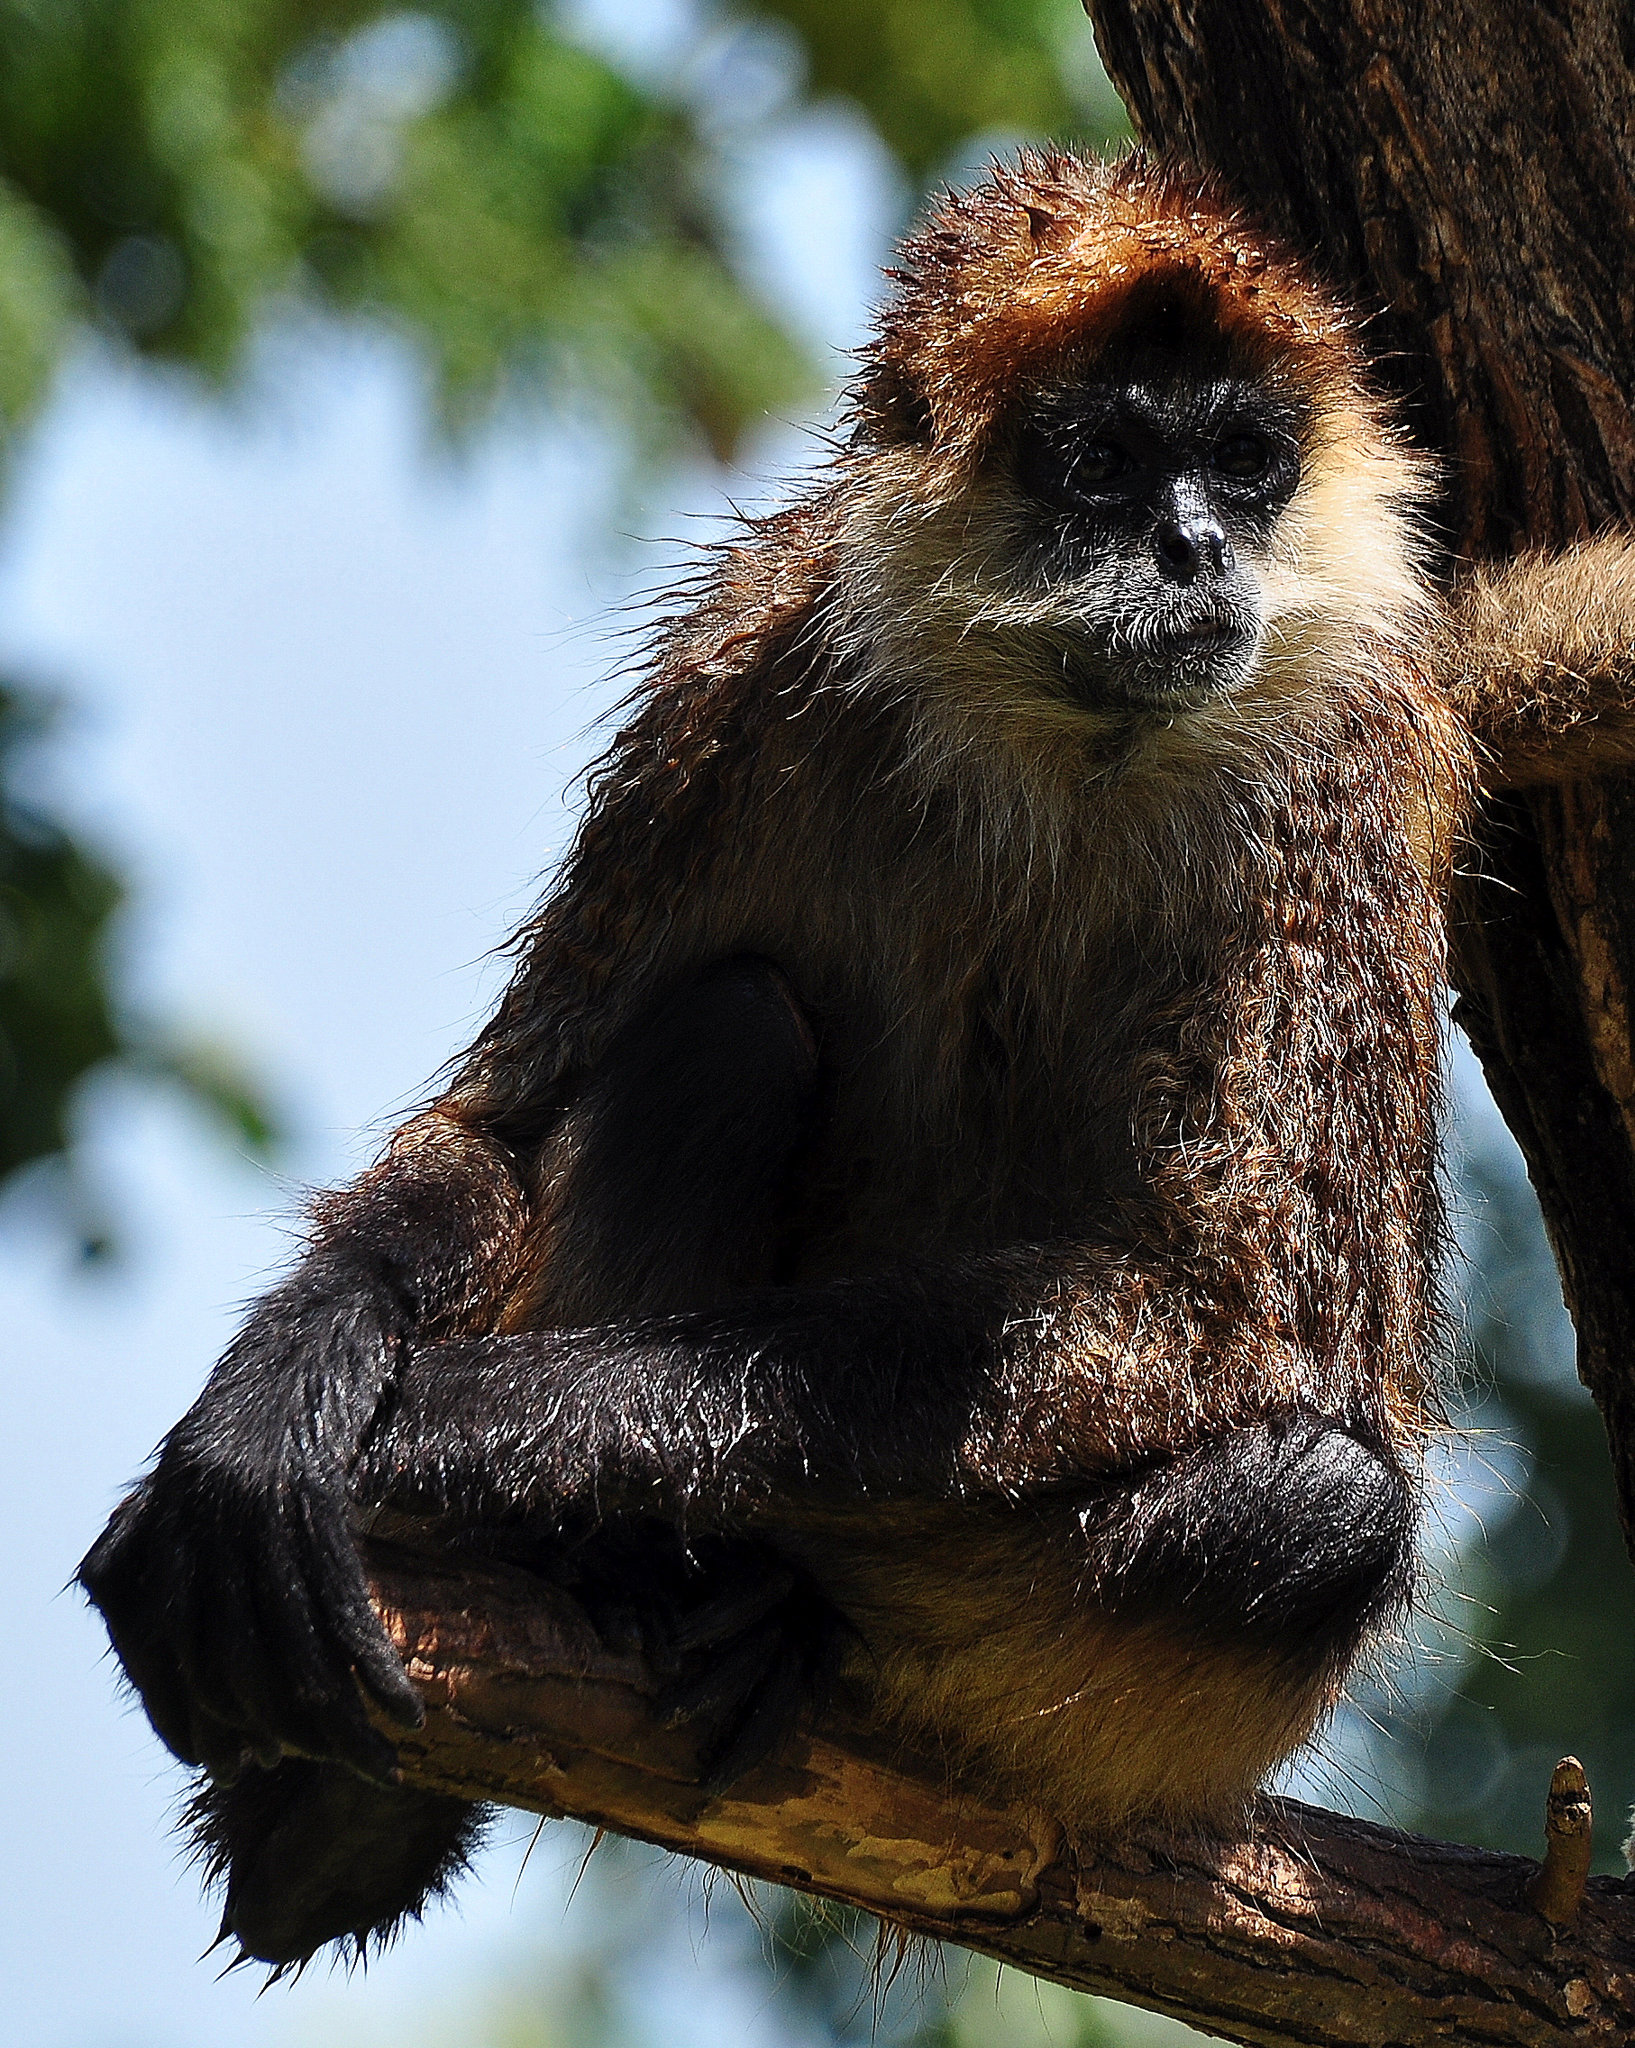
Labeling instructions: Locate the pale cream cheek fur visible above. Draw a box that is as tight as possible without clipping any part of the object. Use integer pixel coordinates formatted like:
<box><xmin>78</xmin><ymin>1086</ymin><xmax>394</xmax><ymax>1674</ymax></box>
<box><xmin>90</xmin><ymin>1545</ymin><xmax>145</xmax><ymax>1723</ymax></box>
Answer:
<box><xmin>810</xmin><ymin>420</ymin><xmax>1438</xmax><ymax>933</ymax></box>
<box><xmin>830</xmin><ymin>411</ymin><xmax>1435</xmax><ymax>742</ymax></box>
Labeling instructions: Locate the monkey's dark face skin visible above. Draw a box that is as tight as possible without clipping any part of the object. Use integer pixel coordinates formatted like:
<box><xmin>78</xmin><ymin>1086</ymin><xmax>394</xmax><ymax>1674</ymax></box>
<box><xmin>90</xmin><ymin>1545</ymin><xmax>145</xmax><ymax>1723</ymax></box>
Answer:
<box><xmin>1010</xmin><ymin>368</ymin><xmax>1305</xmax><ymax>712</ymax></box>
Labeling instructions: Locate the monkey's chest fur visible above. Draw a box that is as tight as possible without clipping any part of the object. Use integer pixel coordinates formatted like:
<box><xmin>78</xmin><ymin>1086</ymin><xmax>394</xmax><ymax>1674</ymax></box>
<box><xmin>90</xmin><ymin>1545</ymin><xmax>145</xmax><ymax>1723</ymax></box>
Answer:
<box><xmin>519</xmin><ymin>678</ymin><xmax>1455</xmax><ymax>1828</ymax></box>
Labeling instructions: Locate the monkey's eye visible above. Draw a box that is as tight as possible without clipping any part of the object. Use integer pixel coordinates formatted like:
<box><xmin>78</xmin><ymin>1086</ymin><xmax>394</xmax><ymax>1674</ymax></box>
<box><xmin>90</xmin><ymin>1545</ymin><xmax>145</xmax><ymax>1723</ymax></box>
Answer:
<box><xmin>1071</xmin><ymin>440</ymin><xmax>1133</xmax><ymax>487</ymax></box>
<box><xmin>1211</xmin><ymin>433</ymin><xmax>1271</xmax><ymax>480</ymax></box>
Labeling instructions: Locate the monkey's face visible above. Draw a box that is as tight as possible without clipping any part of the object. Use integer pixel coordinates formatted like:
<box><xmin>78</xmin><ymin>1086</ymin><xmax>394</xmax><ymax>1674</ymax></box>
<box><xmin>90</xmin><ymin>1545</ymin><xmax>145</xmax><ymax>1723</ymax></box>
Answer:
<box><xmin>844</xmin><ymin>210</ymin><xmax>1435</xmax><ymax>766</ymax></box>
<box><xmin>1004</xmin><ymin>360</ymin><xmax>1304</xmax><ymax>713</ymax></box>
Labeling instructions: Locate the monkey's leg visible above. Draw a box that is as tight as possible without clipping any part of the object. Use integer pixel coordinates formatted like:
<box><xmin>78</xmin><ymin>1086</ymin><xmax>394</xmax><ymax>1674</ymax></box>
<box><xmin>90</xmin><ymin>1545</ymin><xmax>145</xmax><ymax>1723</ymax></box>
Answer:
<box><xmin>192</xmin><ymin>957</ymin><xmax>821</xmax><ymax>1969</ymax></box>
<box><xmin>784</xmin><ymin>1414</ymin><xmax>1419</xmax><ymax>1832</ymax></box>
<box><xmin>515</xmin><ymin>950</ymin><xmax>819</xmax><ymax>1323</ymax></box>
<box><xmin>1090</xmin><ymin>1413</ymin><xmax>1416</xmax><ymax>1656</ymax></box>
<box><xmin>361</xmin><ymin>1310</ymin><xmax>1419</xmax><ymax>1839</ymax></box>
<box><xmin>470</xmin><ymin>953</ymin><xmax>833</xmax><ymax>1770</ymax></box>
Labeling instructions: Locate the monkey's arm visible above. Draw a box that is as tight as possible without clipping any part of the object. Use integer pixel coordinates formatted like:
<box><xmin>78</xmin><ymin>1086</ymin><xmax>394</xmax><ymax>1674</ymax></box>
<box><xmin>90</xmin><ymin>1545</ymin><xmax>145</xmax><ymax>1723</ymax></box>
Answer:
<box><xmin>357</xmin><ymin>1258</ymin><xmax>1413</xmax><ymax>1671</ymax></box>
<box><xmin>358</xmin><ymin>1249</ymin><xmax>1333</xmax><ymax>1526</ymax></box>
<box><xmin>80</xmin><ymin>959</ymin><xmax>819</xmax><ymax>1787</ymax></box>
<box><xmin>79</xmin><ymin>1113</ymin><xmax>529</xmax><ymax>1783</ymax></box>
<box><xmin>1439</xmin><ymin>533</ymin><xmax>1635</xmax><ymax>785</ymax></box>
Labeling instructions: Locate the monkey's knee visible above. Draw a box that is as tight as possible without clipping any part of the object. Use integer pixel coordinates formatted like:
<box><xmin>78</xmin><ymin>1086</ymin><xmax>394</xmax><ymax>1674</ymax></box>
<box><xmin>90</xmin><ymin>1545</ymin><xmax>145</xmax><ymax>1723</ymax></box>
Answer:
<box><xmin>1089</xmin><ymin>1415</ymin><xmax>1417</xmax><ymax>1662</ymax></box>
<box><xmin>186</xmin><ymin>1759</ymin><xmax>487</xmax><ymax>1970</ymax></box>
<box><xmin>541</xmin><ymin>956</ymin><xmax>820</xmax><ymax>1317</ymax></box>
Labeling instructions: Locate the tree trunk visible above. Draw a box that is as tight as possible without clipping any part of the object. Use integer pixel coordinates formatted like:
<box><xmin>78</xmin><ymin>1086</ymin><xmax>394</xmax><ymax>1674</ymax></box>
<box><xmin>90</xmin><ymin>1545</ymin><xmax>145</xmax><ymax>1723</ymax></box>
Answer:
<box><xmin>371</xmin><ymin>1545</ymin><xmax>1635</xmax><ymax>2047</ymax></box>
<box><xmin>1082</xmin><ymin>0</ymin><xmax>1635</xmax><ymax>1557</ymax></box>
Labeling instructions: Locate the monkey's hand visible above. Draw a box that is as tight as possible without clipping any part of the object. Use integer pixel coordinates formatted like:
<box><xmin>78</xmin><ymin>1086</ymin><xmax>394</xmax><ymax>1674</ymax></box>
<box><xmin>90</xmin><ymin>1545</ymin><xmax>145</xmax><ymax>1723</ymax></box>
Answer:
<box><xmin>79</xmin><ymin>1266</ymin><xmax>427</xmax><ymax>1786</ymax></box>
<box><xmin>80</xmin><ymin>1113</ymin><xmax>529</xmax><ymax>1786</ymax></box>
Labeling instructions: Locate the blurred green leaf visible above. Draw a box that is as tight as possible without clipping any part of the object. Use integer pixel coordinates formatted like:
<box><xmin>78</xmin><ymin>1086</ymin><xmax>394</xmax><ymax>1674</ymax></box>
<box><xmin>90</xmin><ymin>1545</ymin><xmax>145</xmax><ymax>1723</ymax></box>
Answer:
<box><xmin>0</xmin><ymin>685</ymin><xmax>122</xmax><ymax>1182</ymax></box>
<box><xmin>135</xmin><ymin>1034</ymin><xmax>282</xmax><ymax>1156</ymax></box>
<box><xmin>0</xmin><ymin>177</ymin><xmax>77</xmax><ymax>458</ymax></box>
<box><xmin>746</xmin><ymin>0</ymin><xmax>1130</xmax><ymax>176</ymax></box>
<box><xmin>0</xmin><ymin>681</ymin><xmax>283</xmax><ymax>1215</ymax></box>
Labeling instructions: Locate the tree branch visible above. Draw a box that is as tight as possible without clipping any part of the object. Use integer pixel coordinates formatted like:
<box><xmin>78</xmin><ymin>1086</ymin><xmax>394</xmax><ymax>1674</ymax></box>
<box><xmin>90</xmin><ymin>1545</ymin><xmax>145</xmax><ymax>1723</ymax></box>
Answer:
<box><xmin>369</xmin><ymin>1545</ymin><xmax>1635</xmax><ymax>2048</ymax></box>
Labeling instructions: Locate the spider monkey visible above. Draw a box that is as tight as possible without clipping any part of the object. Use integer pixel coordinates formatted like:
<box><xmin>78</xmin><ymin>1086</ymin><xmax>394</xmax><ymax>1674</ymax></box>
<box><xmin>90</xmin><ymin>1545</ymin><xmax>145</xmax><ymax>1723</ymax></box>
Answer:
<box><xmin>81</xmin><ymin>150</ymin><xmax>1635</xmax><ymax>1970</ymax></box>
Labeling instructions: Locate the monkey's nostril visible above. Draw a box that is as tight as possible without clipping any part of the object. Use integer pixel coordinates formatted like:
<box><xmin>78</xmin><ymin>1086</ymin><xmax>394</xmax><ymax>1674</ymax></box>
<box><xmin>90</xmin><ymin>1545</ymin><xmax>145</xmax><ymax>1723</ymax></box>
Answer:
<box><xmin>1156</xmin><ymin>521</ymin><xmax>1200</xmax><ymax>578</ymax></box>
<box><xmin>1155</xmin><ymin>514</ymin><xmax>1230</xmax><ymax>582</ymax></box>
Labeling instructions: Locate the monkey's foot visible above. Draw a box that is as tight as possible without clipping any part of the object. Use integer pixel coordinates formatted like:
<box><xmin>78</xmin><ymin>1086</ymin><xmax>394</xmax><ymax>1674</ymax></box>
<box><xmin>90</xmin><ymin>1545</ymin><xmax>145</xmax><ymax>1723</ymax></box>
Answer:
<box><xmin>551</xmin><ymin>1528</ymin><xmax>838</xmax><ymax>1791</ymax></box>
<box><xmin>653</xmin><ymin>1545</ymin><xmax>839</xmax><ymax>1788</ymax></box>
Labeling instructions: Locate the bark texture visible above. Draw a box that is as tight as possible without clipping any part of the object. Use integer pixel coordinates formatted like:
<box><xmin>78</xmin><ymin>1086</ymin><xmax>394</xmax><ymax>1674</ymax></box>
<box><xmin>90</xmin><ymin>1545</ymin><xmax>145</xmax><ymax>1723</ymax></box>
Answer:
<box><xmin>372</xmin><ymin>1547</ymin><xmax>1635</xmax><ymax>2048</ymax></box>
<box><xmin>1082</xmin><ymin>0</ymin><xmax>1635</xmax><ymax>1556</ymax></box>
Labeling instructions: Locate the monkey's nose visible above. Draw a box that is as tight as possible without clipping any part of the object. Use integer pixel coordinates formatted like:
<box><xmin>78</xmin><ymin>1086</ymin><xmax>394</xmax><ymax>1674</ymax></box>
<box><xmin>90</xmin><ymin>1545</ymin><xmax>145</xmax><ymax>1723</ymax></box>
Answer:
<box><xmin>1154</xmin><ymin>514</ymin><xmax>1231</xmax><ymax>582</ymax></box>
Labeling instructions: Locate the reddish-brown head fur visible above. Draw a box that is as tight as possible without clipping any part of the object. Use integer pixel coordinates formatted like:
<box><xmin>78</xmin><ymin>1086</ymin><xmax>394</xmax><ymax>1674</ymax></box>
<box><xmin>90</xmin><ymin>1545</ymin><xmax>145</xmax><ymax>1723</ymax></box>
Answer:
<box><xmin>856</xmin><ymin>151</ymin><xmax>1366</xmax><ymax>472</ymax></box>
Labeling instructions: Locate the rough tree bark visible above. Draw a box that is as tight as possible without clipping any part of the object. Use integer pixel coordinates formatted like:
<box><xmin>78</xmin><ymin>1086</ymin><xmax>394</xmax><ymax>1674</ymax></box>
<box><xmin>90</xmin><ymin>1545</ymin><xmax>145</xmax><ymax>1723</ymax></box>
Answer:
<box><xmin>371</xmin><ymin>1547</ymin><xmax>1635</xmax><ymax>2047</ymax></box>
<box><xmin>368</xmin><ymin>7</ymin><xmax>1635</xmax><ymax>2042</ymax></box>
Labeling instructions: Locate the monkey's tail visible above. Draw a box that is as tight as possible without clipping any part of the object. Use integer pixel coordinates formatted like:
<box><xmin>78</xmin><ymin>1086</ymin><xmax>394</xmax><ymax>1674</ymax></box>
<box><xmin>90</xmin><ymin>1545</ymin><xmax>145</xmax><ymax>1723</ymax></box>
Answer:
<box><xmin>183</xmin><ymin>1759</ymin><xmax>489</xmax><ymax>1978</ymax></box>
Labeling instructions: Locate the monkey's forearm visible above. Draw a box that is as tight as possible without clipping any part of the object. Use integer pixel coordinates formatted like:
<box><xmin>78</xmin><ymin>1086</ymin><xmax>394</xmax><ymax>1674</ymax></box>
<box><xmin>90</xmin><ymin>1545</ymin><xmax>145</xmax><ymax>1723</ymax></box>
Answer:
<box><xmin>1439</xmin><ymin>534</ymin><xmax>1635</xmax><ymax>784</ymax></box>
<box><xmin>360</xmin><ymin>1278</ymin><xmax>989</xmax><ymax>1523</ymax></box>
<box><xmin>358</xmin><ymin>1254</ymin><xmax>1299</xmax><ymax>1529</ymax></box>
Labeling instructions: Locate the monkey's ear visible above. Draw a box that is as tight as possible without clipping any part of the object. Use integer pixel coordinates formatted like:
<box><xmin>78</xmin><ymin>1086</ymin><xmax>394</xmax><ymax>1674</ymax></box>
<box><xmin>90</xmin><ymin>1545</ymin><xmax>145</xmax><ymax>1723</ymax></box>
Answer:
<box><xmin>852</xmin><ymin>361</ymin><xmax>933</xmax><ymax>447</ymax></box>
<box><xmin>1022</xmin><ymin>203</ymin><xmax>1059</xmax><ymax>246</ymax></box>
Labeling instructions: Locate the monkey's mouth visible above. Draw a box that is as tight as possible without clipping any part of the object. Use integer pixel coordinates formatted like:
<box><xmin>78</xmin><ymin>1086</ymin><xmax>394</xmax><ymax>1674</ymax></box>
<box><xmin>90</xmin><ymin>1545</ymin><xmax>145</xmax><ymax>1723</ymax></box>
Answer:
<box><xmin>1055</xmin><ymin>610</ymin><xmax>1263</xmax><ymax>713</ymax></box>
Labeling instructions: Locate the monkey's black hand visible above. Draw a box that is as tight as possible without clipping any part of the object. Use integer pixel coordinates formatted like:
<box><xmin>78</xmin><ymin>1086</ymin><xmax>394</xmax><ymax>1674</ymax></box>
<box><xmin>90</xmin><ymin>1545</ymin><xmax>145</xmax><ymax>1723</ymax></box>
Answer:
<box><xmin>556</xmin><ymin>1529</ymin><xmax>838</xmax><ymax>1787</ymax></box>
<box><xmin>79</xmin><ymin>1265</ymin><xmax>425</xmax><ymax>1787</ymax></box>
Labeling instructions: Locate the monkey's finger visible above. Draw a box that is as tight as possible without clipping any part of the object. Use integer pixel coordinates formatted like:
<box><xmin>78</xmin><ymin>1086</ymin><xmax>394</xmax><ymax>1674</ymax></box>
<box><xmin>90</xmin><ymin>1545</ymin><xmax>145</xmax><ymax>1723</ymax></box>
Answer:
<box><xmin>78</xmin><ymin>1499</ymin><xmax>206</xmax><ymax>1762</ymax></box>
<box><xmin>177</xmin><ymin>1522</ymin><xmax>388</xmax><ymax>1781</ymax></box>
<box><xmin>109</xmin><ymin>1623</ymin><xmax>218</xmax><ymax>1769</ymax></box>
<box><xmin>176</xmin><ymin>1548</ymin><xmax>309</xmax><ymax>1769</ymax></box>
<box><xmin>113</xmin><ymin>1553</ymin><xmax>275</xmax><ymax>1774</ymax></box>
<box><xmin>657</xmin><ymin>1624</ymin><xmax>783</xmax><ymax>1731</ymax></box>
<box><xmin>695</xmin><ymin>1641</ymin><xmax>810</xmax><ymax>1791</ymax></box>
<box><xmin>340</xmin><ymin>1614</ymin><xmax>425</xmax><ymax>1731</ymax></box>
<box><xmin>275</xmin><ymin>1528</ymin><xmax>423</xmax><ymax>1768</ymax></box>
<box><xmin>300</xmin><ymin>1517</ymin><xmax>425</xmax><ymax>1731</ymax></box>
<box><xmin>668</xmin><ymin>1562</ymin><xmax>796</xmax><ymax>1653</ymax></box>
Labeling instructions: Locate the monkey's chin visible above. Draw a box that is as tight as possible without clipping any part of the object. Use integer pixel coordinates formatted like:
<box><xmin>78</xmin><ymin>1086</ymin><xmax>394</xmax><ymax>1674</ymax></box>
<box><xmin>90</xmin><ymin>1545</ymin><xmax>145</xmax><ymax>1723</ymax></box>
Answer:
<box><xmin>1065</xmin><ymin>624</ymin><xmax>1263</xmax><ymax>716</ymax></box>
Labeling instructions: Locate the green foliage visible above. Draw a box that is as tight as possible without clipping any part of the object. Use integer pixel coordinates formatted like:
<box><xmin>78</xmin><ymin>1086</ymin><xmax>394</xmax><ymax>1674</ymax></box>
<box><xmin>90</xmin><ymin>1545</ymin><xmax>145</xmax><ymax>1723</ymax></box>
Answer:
<box><xmin>0</xmin><ymin>0</ymin><xmax>830</xmax><ymax>1196</ymax></box>
<box><xmin>0</xmin><ymin>0</ymin><xmax>808</xmax><ymax>456</ymax></box>
<box><xmin>749</xmin><ymin>0</ymin><xmax>1129</xmax><ymax>176</ymax></box>
<box><xmin>0</xmin><ymin>179</ymin><xmax>74</xmax><ymax>462</ymax></box>
<box><xmin>0</xmin><ymin>685</ymin><xmax>122</xmax><ymax>1183</ymax></box>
